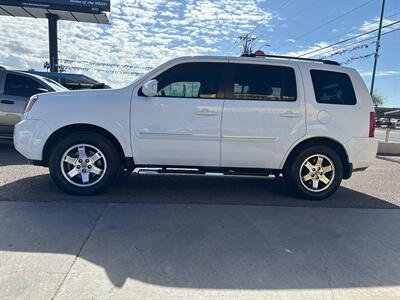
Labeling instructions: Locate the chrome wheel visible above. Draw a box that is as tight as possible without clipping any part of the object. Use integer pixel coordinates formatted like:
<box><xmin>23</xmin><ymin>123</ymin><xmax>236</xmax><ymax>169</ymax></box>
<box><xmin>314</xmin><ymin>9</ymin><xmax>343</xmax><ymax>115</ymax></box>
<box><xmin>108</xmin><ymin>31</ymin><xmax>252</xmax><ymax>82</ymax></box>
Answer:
<box><xmin>299</xmin><ymin>154</ymin><xmax>335</xmax><ymax>193</ymax></box>
<box><xmin>60</xmin><ymin>144</ymin><xmax>107</xmax><ymax>187</ymax></box>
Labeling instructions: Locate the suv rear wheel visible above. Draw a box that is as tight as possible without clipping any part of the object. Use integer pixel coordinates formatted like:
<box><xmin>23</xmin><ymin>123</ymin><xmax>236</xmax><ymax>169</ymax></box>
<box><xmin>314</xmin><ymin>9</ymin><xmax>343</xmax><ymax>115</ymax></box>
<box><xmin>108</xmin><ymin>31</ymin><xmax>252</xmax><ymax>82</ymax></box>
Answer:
<box><xmin>288</xmin><ymin>145</ymin><xmax>343</xmax><ymax>200</ymax></box>
<box><xmin>49</xmin><ymin>132</ymin><xmax>121</xmax><ymax>195</ymax></box>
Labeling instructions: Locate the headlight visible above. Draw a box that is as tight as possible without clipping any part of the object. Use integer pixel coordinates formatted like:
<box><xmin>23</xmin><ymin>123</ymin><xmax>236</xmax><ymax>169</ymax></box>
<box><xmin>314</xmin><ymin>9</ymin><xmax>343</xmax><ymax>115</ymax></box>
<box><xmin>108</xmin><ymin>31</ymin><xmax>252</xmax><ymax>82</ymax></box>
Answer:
<box><xmin>25</xmin><ymin>95</ymin><xmax>39</xmax><ymax>113</ymax></box>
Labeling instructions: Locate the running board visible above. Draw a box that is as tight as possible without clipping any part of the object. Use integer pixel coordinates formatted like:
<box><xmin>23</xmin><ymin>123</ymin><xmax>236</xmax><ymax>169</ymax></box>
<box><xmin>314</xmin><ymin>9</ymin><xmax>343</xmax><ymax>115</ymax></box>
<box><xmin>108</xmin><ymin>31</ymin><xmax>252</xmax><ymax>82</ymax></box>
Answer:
<box><xmin>0</xmin><ymin>135</ymin><xmax>13</xmax><ymax>140</ymax></box>
<box><xmin>134</xmin><ymin>167</ymin><xmax>277</xmax><ymax>178</ymax></box>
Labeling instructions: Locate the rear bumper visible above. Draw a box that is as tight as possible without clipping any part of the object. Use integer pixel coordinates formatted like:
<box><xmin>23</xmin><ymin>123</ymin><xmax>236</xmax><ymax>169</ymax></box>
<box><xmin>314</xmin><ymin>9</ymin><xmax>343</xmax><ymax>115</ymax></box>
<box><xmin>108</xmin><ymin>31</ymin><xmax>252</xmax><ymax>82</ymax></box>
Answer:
<box><xmin>13</xmin><ymin>119</ymin><xmax>52</xmax><ymax>161</ymax></box>
<box><xmin>345</xmin><ymin>137</ymin><xmax>378</xmax><ymax>171</ymax></box>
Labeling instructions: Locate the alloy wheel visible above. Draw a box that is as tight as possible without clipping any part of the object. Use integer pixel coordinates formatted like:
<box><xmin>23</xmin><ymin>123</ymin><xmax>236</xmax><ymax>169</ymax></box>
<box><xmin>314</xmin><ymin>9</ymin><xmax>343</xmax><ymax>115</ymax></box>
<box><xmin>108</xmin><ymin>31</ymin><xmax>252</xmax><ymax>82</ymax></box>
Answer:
<box><xmin>60</xmin><ymin>144</ymin><xmax>107</xmax><ymax>187</ymax></box>
<box><xmin>299</xmin><ymin>154</ymin><xmax>335</xmax><ymax>193</ymax></box>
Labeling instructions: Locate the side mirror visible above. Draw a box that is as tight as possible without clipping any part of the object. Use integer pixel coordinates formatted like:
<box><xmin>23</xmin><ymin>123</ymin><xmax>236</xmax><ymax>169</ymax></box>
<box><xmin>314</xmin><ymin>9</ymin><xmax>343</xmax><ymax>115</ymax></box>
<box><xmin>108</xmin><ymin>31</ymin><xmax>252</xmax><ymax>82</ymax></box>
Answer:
<box><xmin>142</xmin><ymin>79</ymin><xmax>158</xmax><ymax>97</ymax></box>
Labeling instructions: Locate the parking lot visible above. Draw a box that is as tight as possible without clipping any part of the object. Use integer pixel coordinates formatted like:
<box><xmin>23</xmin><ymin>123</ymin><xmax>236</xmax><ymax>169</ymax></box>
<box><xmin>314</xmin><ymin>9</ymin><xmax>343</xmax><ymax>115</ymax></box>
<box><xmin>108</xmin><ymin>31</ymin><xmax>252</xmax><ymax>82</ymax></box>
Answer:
<box><xmin>376</xmin><ymin>128</ymin><xmax>400</xmax><ymax>143</ymax></box>
<box><xmin>1</xmin><ymin>140</ymin><xmax>400</xmax><ymax>299</ymax></box>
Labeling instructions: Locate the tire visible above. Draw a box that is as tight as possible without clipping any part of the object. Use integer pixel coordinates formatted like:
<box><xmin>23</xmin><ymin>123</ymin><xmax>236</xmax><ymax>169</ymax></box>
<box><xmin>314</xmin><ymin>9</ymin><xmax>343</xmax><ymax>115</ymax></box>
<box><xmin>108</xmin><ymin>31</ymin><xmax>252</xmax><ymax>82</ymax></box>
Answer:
<box><xmin>48</xmin><ymin>132</ymin><xmax>121</xmax><ymax>195</ymax></box>
<box><xmin>287</xmin><ymin>145</ymin><xmax>343</xmax><ymax>200</ymax></box>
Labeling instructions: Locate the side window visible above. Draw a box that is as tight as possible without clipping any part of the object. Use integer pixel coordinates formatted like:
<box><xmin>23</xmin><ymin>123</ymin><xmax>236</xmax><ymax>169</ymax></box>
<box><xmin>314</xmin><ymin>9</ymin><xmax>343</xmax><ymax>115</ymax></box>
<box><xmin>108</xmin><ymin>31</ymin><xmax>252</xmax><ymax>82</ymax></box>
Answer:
<box><xmin>4</xmin><ymin>74</ymin><xmax>44</xmax><ymax>98</ymax></box>
<box><xmin>232</xmin><ymin>64</ymin><xmax>297</xmax><ymax>101</ymax></box>
<box><xmin>154</xmin><ymin>63</ymin><xmax>222</xmax><ymax>99</ymax></box>
<box><xmin>310</xmin><ymin>70</ymin><xmax>356</xmax><ymax>105</ymax></box>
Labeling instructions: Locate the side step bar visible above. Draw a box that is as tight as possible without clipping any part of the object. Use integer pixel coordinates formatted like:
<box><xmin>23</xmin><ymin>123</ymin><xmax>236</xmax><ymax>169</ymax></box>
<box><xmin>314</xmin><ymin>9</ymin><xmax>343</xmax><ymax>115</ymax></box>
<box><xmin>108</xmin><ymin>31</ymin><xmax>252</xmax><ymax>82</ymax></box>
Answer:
<box><xmin>134</xmin><ymin>167</ymin><xmax>278</xmax><ymax>178</ymax></box>
<box><xmin>0</xmin><ymin>135</ymin><xmax>13</xmax><ymax>140</ymax></box>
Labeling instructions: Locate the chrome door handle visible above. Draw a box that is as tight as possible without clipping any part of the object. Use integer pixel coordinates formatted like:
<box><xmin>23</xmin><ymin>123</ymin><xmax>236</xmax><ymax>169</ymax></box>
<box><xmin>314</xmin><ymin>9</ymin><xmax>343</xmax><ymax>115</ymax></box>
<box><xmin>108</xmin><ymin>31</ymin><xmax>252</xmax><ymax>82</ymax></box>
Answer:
<box><xmin>196</xmin><ymin>109</ymin><xmax>218</xmax><ymax>116</ymax></box>
<box><xmin>1</xmin><ymin>100</ymin><xmax>14</xmax><ymax>105</ymax></box>
<box><xmin>280</xmin><ymin>111</ymin><xmax>300</xmax><ymax>118</ymax></box>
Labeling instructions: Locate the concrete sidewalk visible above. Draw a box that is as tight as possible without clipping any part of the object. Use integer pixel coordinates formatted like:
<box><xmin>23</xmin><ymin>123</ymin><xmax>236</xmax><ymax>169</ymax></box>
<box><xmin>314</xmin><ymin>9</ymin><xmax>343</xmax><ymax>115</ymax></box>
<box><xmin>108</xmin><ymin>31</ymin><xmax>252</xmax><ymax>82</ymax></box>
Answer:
<box><xmin>1</xmin><ymin>202</ymin><xmax>399</xmax><ymax>300</ymax></box>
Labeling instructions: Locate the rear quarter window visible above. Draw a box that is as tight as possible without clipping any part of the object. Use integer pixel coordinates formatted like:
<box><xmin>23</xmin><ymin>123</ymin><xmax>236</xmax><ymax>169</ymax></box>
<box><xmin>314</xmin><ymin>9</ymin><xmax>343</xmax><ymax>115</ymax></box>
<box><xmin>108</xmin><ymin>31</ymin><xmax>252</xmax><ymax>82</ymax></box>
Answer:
<box><xmin>310</xmin><ymin>70</ymin><xmax>356</xmax><ymax>105</ymax></box>
<box><xmin>232</xmin><ymin>64</ymin><xmax>297</xmax><ymax>102</ymax></box>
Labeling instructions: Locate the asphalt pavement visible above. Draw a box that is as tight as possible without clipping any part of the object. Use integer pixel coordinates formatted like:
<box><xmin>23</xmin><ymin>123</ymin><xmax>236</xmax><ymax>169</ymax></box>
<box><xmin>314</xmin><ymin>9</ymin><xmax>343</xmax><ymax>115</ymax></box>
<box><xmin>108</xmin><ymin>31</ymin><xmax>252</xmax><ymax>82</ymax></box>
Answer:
<box><xmin>0</xmin><ymin>141</ymin><xmax>400</xmax><ymax>300</ymax></box>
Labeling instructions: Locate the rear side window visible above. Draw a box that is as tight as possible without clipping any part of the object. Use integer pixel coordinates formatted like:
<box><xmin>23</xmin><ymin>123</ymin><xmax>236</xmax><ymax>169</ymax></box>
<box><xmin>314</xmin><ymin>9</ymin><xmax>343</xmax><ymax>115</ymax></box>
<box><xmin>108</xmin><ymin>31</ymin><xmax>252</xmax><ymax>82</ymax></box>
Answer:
<box><xmin>311</xmin><ymin>70</ymin><xmax>356</xmax><ymax>105</ymax></box>
<box><xmin>232</xmin><ymin>64</ymin><xmax>297</xmax><ymax>101</ymax></box>
<box><xmin>4</xmin><ymin>74</ymin><xmax>44</xmax><ymax>98</ymax></box>
<box><xmin>154</xmin><ymin>63</ymin><xmax>223</xmax><ymax>99</ymax></box>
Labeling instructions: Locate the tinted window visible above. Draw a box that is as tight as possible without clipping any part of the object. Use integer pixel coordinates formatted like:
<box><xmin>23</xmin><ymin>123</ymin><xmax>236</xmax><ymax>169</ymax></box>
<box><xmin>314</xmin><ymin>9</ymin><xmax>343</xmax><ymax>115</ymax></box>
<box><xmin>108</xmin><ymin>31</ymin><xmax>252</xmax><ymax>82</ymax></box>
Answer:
<box><xmin>232</xmin><ymin>64</ymin><xmax>297</xmax><ymax>101</ymax></box>
<box><xmin>154</xmin><ymin>63</ymin><xmax>222</xmax><ymax>99</ymax></box>
<box><xmin>311</xmin><ymin>70</ymin><xmax>356</xmax><ymax>105</ymax></box>
<box><xmin>4</xmin><ymin>74</ymin><xmax>45</xmax><ymax>97</ymax></box>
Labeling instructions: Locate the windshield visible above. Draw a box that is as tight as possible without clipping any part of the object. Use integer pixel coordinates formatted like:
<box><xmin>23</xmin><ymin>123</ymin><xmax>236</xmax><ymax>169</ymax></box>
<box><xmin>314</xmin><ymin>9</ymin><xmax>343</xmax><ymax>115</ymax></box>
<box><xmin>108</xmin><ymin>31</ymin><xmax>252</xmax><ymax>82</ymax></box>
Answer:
<box><xmin>43</xmin><ymin>77</ymin><xmax>69</xmax><ymax>92</ymax></box>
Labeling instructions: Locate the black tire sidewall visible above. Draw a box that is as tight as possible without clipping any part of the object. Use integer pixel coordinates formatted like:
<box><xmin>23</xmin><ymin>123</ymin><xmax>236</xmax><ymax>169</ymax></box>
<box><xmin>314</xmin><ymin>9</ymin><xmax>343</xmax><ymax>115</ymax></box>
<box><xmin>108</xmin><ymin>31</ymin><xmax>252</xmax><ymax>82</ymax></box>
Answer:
<box><xmin>289</xmin><ymin>145</ymin><xmax>343</xmax><ymax>200</ymax></box>
<box><xmin>49</xmin><ymin>132</ymin><xmax>121</xmax><ymax>195</ymax></box>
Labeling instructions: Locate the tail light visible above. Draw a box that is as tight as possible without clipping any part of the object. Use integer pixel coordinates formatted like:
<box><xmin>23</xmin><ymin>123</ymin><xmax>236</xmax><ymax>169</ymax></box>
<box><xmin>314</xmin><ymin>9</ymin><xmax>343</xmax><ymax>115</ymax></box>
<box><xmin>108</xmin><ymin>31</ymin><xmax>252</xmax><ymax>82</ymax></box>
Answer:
<box><xmin>369</xmin><ymin>111</ymin><xmax>375</xmax><ymax>138</ymax></box>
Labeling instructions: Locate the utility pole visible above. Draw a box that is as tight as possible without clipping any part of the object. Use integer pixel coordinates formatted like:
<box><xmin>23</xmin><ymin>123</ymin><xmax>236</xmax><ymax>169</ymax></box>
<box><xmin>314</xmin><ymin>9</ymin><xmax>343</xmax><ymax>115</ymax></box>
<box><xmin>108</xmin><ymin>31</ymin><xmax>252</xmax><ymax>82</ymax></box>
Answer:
<box><xmin>370</xmin><ymin>0</ymin><xmax>386</xmax><ymax>96</ymax></box>
<box><xmin>238</xmin><ymin>34</ymin><xmax>257</xmax><ymax>55</ymax></box>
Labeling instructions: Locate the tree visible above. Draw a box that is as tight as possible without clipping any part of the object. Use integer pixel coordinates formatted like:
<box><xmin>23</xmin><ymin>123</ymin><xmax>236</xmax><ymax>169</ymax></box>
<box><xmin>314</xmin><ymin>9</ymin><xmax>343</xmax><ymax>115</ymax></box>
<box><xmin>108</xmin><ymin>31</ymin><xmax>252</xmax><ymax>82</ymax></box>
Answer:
<box><xmin>43</xmin><ymin>61</ymin><xmax>50</xmax><ymax>71</ymax></box>
<box><xmin>372</xmin><ymin>93</ymin><xmax>384</xmax><ymax>107</ymax></box>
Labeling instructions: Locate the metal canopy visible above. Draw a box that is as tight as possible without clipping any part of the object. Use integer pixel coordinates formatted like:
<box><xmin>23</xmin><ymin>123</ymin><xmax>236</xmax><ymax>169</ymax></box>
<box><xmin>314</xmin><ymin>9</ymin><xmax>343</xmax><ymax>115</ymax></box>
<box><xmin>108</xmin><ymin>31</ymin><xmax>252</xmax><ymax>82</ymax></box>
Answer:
<box><xmin>0</xmin><ymin>1</ymin><xmax>110</xmax><ymax>72</ymax></box>
<box><xmin>0</xmin><ymin>5</ymin><xmax>109</xmax><ymax>24</ymax></box>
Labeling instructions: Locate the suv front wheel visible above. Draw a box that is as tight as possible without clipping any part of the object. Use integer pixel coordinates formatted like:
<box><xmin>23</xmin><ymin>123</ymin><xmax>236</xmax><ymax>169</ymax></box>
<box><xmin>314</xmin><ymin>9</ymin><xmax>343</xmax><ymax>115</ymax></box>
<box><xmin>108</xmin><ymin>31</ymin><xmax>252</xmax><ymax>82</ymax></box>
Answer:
<box><xmin>49</xmin><ymin>132</ymin><xmax>121</xmax><ymax>195</ymax></box>
<box><xmin>288</xmin><ymin>146</ymin><xmax>343</xmax><ymax>200</ymax></box>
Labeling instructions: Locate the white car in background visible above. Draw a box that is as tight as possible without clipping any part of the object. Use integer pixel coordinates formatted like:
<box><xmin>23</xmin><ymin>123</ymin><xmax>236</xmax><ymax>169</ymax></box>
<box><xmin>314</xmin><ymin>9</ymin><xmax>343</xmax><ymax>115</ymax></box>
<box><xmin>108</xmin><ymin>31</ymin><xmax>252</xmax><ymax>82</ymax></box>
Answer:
<box><xmin>14</xmin><ymin>54</ymin><xmax>377</xmax><ymax>200</ymax></box>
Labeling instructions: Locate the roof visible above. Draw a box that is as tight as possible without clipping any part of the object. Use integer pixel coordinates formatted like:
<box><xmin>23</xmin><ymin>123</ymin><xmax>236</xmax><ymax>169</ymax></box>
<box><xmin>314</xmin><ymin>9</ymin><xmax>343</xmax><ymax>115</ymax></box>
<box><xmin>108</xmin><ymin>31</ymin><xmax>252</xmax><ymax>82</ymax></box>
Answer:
<box><xmin>166</xmin><ymin>55</ymin><xmax>345</xmax><ymax>70</ymax></box>
<box><xmin>0</xmin><ymin>3</ymin><xmax>109</xmax><ymax>24</ymax></box>
<box><xmin>0</xmin><ymin>69</ymin><xmax>51</xmax><ymax>81</ymax></box>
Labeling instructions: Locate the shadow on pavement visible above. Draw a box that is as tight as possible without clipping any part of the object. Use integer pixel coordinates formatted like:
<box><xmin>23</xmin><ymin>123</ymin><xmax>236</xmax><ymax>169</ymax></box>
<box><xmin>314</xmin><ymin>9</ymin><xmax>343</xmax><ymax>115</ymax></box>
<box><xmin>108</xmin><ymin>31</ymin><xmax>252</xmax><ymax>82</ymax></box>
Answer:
<box><xmin>0</xmin><ymin>172</ymin><xmax>398</xmax><ymax>209</ymax></box>
<box><xmin>1</xmin><ymin>200</ymin><xmax>399</xmax><ymax>291</ymax></box>
<box><xmin>0</xmin><ymin>141</ymin><xmax>398</xmax><ymax>208</ymax></box>
<box><xmin>1</xmin><ymin>142</ymin><xmax>400</xmax><ymax>293</ymax></box>
<box><xmin>0</xmin><ymin>140</ymin><xmax>27</xmax><ymax>167</ymax></box>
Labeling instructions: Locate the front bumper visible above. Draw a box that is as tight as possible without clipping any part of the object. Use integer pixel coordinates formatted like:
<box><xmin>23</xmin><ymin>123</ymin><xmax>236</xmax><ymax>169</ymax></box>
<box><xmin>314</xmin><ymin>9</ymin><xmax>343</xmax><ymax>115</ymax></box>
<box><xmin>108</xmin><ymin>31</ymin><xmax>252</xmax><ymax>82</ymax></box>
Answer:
<box><xmin>13</xmin><ymin>119</ymin><xmax>52</xmax><ymax>161</ymax></box>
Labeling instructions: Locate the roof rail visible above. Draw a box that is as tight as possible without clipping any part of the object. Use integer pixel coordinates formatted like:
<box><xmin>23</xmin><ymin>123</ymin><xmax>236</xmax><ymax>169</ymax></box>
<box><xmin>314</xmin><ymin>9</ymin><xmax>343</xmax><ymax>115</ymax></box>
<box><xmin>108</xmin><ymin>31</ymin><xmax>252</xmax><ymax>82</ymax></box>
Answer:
<box><xmin>0</xmin><ymin>66</ymin><xmax>6</xmax><ymax>70</ymax></box>
<box><xmin>241</xmin><ymin>53</ymin><xmax>340</xmax><ymax>66</ymax></box>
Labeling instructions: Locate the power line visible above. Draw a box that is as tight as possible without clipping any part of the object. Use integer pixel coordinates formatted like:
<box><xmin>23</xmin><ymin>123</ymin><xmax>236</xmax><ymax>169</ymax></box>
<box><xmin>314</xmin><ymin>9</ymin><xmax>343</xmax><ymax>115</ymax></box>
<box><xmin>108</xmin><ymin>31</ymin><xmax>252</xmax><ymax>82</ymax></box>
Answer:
<box><xmin>271</xmin><ymin>0</ymin><xmax>376</xmax><ymax>52</ymax></box>
<box><xmin>299</xmin><ymin>19</ymin><xmax>400</xmax><ymax>58</ymax></box>
<box><xmin>314</xmin><ymin>26</ymin><xmax>400</xmax><ymax>59</ymax></box>
<box><xmin>250</xmin><ymin>0</ymin><xmax>292</xmax><ymax>37</ymax></box>
<box><xmin>316</xmin><ymin>10</ymin><xmax>400</xmax><ymax>46</ymax></box>
<box><xmin>226</xmin><ymin>0</ymin><xmax>294</xmax><ymax>55</ymax></box>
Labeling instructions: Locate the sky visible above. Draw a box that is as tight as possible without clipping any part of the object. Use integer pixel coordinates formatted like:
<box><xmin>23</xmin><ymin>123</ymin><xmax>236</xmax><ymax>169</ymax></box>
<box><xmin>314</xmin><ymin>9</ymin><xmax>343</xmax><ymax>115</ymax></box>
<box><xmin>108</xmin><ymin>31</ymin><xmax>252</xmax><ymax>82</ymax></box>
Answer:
<box><xmin>0</xmin><ymin>0</ymin><xmax>399</xmax><ymax>107</ymax></box>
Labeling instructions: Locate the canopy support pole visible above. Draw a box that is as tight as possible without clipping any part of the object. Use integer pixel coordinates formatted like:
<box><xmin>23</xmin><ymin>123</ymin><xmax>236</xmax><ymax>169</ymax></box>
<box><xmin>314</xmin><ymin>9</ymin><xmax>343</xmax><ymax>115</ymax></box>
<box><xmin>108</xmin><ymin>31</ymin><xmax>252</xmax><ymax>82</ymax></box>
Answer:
<box><xmin>47</xmin><ymin>13</ymin><xmax>59</xmax><ymax>73</ymax></box>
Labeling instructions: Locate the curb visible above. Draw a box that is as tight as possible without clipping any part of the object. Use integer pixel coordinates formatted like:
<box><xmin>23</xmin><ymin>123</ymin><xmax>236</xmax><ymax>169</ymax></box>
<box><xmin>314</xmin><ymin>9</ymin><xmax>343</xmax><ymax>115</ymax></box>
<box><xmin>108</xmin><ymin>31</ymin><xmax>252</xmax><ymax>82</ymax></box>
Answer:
<box><xmin>377</xmin><ymin>142</ymin><xmax>400</xmax><ymax>156</ymax></box>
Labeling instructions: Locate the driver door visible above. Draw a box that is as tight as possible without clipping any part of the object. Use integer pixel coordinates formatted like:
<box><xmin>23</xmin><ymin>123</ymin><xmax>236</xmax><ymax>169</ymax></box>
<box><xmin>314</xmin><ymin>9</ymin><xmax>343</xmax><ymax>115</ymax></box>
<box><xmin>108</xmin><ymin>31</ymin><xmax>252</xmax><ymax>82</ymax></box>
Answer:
<box><xmin>132</xmin><ymin>61</ymin><xmax>226</xmax><ymax>167</ymax></box>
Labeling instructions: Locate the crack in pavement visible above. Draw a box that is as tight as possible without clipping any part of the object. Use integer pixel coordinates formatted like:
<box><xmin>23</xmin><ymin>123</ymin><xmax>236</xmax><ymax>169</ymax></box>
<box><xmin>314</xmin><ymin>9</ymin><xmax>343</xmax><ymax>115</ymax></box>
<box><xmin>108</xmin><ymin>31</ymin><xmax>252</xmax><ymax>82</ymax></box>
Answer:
<box><xmin>51</xmin><ymin>203</ymin><xmax>110</xmax><ymax>300</ymax></box>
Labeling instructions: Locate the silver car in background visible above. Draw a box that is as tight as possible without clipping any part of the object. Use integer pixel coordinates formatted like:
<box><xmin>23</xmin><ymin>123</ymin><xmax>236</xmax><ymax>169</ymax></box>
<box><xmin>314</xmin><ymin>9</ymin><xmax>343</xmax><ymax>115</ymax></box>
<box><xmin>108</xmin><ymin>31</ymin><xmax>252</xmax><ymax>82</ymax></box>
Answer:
<box><xmin>0</xmin><ymin>68</ymin><xmax>68</xmax><ymax>139</ymax></box>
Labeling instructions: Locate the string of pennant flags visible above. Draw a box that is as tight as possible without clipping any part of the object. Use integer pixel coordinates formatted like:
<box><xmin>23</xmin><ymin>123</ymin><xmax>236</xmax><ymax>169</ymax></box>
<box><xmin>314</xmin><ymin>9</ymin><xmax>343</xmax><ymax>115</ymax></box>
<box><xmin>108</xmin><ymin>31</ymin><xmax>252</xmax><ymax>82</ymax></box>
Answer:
<box><xmin>322</xmin><ymin>42</ymin><xmax>375</xmax><ymax>59</ymax></box>
<box><xmin>58</xmin><ymin>59</ymin><xmax>154</xmax><ymax>71</ymax></box>
<box><xmin>340</xmin><ymin>53</ymin><xmax>375</xmax><ymax>65</ymax></box>
<box><xmin>59</xmin><ymin>64</ymin><xmax>146</xmax><ymax>76</ymax></box>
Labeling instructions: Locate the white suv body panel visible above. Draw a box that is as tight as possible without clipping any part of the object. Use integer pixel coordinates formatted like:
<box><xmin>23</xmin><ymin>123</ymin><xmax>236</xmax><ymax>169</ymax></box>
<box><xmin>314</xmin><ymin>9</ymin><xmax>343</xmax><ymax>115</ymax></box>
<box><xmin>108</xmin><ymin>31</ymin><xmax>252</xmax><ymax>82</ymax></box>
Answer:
<box><xmin>15</xmin><ymin>87</ymin><xmax>134</xmax><ymax>160</ymax></box>
<box><xmin>131</xmin><ymin>57</ymin><xmax>227</xmax><ymax>166</ymax></box>
<box><xmin>222</xmin><ymin>58</ymin><xmax>306</xmax><ymax>169</ymax></box>
<box><xmin>14</xmin><ymin>56</ymin><xmax>377</xmax><ymax>174</ymax></box>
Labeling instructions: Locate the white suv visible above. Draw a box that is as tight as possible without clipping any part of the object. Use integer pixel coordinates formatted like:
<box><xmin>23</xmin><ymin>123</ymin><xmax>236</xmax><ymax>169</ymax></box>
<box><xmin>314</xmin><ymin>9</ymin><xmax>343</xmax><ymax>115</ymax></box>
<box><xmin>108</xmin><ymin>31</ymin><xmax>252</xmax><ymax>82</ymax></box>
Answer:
<box><xmin>14</xmin><ymin>55</ymin><xmax>377</xmax><ymax>200</ymax></box>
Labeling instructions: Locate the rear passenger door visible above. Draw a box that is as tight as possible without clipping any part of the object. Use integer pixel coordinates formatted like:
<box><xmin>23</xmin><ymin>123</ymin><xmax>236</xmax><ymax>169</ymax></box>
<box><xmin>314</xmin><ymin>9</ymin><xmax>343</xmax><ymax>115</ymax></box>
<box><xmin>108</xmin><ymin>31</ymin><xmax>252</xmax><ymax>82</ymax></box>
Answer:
<box><xmin>221</xmin><ymin>61</ymin><xmax>306</xmax><ymax>169</ymax></box>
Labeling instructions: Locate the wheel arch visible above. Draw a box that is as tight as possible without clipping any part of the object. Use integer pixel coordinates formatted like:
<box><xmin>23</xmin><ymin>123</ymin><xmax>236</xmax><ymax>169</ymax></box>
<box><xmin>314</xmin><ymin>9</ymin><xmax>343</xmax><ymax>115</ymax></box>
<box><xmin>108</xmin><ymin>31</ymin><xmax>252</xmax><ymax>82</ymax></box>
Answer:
<box><xmin>282</xmin><ymin>137</ymin><xmax>352</xmax><ymax>179</ymax></box>
<box><xmin>42</xmin><ymin>123</ymin><xmax>128</xmax><ymax>168</ymax></box>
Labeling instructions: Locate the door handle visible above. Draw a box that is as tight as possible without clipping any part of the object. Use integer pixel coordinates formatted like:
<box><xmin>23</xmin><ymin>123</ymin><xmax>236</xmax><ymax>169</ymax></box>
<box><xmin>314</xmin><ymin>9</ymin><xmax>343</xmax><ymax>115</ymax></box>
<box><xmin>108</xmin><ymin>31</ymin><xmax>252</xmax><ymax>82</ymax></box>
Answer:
<box><xmin>1</xmin><ymin>100</ymin><xmax>14</xmax><ymax>105</ymax></box>
<box><xmin>196</xmin><ymin>109</ymin><xmax>218</xmax><ymax>116</ymax></box>
<box><xmin>280</xmin><ymin>111</ymin><xmax>300</xmax><ymax>118</ymax></box>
